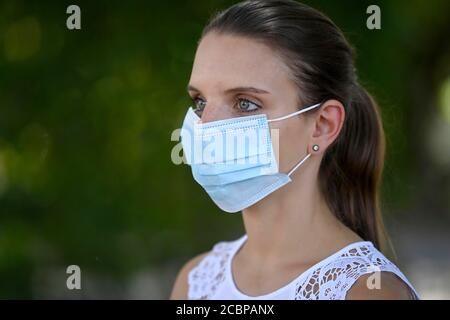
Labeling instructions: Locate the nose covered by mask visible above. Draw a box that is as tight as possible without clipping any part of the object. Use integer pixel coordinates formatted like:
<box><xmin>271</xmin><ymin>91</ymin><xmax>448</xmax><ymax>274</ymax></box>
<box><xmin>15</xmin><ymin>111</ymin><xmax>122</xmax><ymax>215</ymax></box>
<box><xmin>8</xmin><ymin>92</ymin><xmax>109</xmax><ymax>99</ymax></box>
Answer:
<box><xmin>180</xmin><ymin>102</ymin><xmax>321</xmax><ymax>213</ymax></box>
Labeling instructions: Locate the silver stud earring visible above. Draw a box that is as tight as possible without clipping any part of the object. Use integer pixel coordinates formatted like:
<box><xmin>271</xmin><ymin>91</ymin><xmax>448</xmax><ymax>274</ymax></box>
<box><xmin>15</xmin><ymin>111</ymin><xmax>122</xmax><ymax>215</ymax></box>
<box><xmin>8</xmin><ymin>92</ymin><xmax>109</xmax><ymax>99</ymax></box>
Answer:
<box><xmin>312</xmin><ymin>144</ymin><xmax>320</xmax><ymax>152</ymax></box>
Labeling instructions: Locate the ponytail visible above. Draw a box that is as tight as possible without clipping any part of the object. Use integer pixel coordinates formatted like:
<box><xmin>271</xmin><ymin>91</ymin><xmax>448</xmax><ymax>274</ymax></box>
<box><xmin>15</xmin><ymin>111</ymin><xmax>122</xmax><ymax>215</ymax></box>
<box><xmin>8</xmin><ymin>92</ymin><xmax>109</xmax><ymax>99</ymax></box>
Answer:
<box><xmin>319</xmin><ymin>83</ymin><xmax>386</xmax><ymax>249</ymax></box>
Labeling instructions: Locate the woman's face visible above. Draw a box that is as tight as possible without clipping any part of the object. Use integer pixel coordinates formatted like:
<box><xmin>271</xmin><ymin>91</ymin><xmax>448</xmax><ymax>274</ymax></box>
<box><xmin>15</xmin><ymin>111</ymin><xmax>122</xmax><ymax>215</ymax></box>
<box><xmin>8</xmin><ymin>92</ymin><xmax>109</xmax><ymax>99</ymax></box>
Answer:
<box><xmin>187</xmin><ymin>32</ymin><xmax>314</xmax><ymax>174</ymax></box>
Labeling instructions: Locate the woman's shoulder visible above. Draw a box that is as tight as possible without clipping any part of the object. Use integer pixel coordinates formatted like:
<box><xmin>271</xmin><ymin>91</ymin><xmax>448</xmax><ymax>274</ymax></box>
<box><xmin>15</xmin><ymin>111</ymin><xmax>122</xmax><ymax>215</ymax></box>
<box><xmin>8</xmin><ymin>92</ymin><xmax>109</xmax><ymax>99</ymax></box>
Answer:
<box><xmin>346</xmin><ymin>271</ymin><xmax>416</xmax><ymax>299</ymax></box>
<box><xmin>343</xmin><ymin>242</ymin><xmax>419</xmax><ymax>299</ymax></box>
<box><xmin>293</xmin><ymin>240</ymin><xmax>419</xmax><ymax>300</ymax></box>
<box><xmin>169</xmin><ymin>235</ymin><xmax>244</xmax><ymax>300</ymax></box>
<box><xmin>170</xmin><ymin>251</ymin><xmax>211</xmax><ymax>299</ymax></box>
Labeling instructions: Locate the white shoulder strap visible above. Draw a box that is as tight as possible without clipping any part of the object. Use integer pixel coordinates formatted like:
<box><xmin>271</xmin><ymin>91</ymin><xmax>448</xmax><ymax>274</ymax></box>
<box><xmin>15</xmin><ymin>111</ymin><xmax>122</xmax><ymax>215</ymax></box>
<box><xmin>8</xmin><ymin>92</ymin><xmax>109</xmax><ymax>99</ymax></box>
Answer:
<box><xmin>293</xmin><ymin>242</ymin><xmax>420</xmax><ymax>300</ymax></box>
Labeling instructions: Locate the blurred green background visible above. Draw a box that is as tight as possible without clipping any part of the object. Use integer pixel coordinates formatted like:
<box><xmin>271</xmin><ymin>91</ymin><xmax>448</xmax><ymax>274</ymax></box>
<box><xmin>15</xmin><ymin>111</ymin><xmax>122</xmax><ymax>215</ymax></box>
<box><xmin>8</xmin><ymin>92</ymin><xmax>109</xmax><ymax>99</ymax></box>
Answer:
<box><xmin>0</xmin><ymin>0</ymin><xmax>449</xmax><ymax>299</ymax></box>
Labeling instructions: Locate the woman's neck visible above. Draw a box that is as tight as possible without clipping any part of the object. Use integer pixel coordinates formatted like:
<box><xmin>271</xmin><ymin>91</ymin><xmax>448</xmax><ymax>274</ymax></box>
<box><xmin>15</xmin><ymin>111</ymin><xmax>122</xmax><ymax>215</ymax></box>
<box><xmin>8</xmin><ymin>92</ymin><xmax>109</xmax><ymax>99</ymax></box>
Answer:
<box><xmin>241</xmin><ymin>163</ymin><xmax>361</xmax><ymax>265</ymax></box>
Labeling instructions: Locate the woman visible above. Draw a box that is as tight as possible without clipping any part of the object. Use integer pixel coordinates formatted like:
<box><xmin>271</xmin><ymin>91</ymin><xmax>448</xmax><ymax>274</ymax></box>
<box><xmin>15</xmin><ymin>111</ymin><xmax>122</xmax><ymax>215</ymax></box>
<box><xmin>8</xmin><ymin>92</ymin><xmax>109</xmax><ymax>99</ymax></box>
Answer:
<box><xmin>170</xmin><ymin>0</ymin><xmax>419</xmax><ymax>300</ymax></box>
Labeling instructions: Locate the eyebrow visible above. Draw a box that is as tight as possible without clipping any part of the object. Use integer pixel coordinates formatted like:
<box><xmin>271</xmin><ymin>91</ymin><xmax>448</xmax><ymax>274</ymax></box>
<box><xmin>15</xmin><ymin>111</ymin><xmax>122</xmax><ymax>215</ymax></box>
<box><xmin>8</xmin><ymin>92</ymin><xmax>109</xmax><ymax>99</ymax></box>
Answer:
<box><xmin>187</xmin><ymin>85</ymin><xmax>270</xmax><ymax>94</ymax></box>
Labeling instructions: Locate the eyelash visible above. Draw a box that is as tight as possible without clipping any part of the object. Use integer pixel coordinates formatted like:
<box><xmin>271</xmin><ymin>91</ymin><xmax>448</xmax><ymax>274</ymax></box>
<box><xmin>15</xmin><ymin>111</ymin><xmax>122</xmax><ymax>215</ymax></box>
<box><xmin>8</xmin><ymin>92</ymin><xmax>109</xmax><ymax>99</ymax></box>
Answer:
<box><xmin>190</xmin><ymin>96</ymin><xmax>262</xmax><ymax>113</ymax></box>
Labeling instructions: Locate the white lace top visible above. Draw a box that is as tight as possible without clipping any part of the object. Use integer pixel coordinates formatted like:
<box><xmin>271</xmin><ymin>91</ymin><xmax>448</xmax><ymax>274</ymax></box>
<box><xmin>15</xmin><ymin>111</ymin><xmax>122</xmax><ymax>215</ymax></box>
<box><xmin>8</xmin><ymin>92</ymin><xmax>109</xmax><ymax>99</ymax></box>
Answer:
<box><xmin>187</xmin><ymin>234</ymin><xmax>419</xmax><ymax>300</ymax></box>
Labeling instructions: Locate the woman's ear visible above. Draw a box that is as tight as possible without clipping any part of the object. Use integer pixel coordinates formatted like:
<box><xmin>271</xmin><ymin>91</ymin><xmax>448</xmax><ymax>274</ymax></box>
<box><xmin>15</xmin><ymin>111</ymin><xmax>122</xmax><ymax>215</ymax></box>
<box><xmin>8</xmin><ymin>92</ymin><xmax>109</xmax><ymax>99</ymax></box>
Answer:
<box><xmin>309</xmin><ymin>99</ymin><xmax>345</xmax><ymax>154</ymax></box>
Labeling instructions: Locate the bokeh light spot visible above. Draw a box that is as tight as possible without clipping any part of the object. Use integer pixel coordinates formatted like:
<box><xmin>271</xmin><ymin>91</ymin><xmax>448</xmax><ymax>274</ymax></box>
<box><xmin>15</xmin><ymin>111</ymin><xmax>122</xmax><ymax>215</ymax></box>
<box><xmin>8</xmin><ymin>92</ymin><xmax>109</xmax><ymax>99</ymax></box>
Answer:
<box><xmin>4</xmin><ymin>16</ymin><xmax>41</xmax><ymax>61</ymax></box>
<box><xmin>438</xmin><ymin>76</ymin><xmax>450</xmax><ymax>123</ymax></box>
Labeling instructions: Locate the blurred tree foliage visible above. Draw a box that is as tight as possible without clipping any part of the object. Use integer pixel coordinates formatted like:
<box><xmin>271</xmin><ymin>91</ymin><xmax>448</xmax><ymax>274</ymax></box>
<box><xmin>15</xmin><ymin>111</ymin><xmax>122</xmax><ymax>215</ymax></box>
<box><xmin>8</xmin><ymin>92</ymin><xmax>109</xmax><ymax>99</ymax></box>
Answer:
<box><xmin>0</xmin><ymin>0</ymin><xmax>449</xmax><ymax>298</ymax></box>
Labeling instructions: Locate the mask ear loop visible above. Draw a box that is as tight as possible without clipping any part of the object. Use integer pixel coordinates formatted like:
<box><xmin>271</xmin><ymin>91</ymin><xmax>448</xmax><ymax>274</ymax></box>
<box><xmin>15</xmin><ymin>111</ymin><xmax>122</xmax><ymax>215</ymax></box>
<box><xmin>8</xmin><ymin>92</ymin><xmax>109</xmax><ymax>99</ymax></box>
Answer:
<box><xmin>287</xmin><ymin>153</ymin><xmax>311</xmax><ymax>177</ymax></box>
<box><xmin>267</xmin><ymin>102</ymin><xmax>322</xmax><ymax>123</ymax></box>
<box><xmin>265</xmin><ymin>102</ymin><xmax>321</xmax><ymax>176</ymax></box>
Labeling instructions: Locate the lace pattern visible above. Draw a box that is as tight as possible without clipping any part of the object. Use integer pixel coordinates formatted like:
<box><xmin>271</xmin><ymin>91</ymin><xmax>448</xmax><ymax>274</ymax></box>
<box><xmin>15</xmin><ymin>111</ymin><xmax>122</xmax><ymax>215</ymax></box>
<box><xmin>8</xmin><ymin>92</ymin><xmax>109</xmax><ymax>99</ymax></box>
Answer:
<box><xmin>187</xmin><ymin>236</ymin><xmax>418</xmax><ymax>300</ymax></box>
<box><xmin>187</xmin><ymin>240</ymin><xmax>234</xmax><ymax>300</ymax></box>
<box><xmin>293</xmin><ymin>243</ymin><xmax>418</xmax><ymax>299</ymax></box>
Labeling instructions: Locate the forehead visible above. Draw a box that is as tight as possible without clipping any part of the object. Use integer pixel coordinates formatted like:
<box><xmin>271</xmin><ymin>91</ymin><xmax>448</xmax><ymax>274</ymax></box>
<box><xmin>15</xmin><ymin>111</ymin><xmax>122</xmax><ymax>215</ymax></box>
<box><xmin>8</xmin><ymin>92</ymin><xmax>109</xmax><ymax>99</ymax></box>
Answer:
<box><xmin>189</xmin><ymin>32</ymin><xmax>292</xmax><ymax>90</ymax></box>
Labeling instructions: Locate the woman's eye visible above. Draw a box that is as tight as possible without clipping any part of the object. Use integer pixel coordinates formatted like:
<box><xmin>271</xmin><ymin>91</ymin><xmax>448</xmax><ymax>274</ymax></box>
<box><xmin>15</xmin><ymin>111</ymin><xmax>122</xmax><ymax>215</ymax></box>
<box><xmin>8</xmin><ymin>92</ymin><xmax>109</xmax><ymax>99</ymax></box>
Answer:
<box><xmin>192</xmin><ymin>97</ymin><xmax>206</xmax><ymax>111</ymax></box>
<box><xmin>237</xmin><ymin>98</ymin><xmax>261</xmax><ymax>113</ymax></box>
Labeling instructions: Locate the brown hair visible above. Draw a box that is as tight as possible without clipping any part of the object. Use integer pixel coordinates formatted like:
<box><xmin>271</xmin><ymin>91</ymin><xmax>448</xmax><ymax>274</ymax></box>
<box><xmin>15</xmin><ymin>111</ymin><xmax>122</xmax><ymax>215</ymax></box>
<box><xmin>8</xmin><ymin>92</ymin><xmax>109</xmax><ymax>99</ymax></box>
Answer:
<box><xmin>201</xmin><ymin>0</ymin><xmax>387</xmax><ymax>249</ymax></box>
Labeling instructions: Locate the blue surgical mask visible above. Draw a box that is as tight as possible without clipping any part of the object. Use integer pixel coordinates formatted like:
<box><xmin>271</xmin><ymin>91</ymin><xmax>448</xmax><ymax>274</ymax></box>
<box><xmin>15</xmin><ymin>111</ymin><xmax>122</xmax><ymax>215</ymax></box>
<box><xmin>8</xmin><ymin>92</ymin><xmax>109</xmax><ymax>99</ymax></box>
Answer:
<box><xmin>180</xmin><ymin>102</ymin><xmax>321</xmax><ymax>213</ymax></box>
